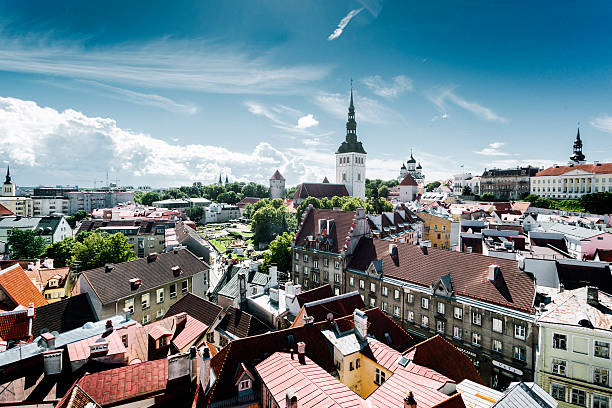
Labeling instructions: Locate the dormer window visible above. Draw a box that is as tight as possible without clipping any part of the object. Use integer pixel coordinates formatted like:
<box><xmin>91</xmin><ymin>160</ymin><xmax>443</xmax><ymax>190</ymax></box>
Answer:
<box><xmin>238</xmin><ymin>380</ymin><xmax>251</xmax><ymax>391</ymax></box>
<box><xmin>158</xmin><ymin>335</ymin><xmax>168</xmax><ymax>348</ymax></box>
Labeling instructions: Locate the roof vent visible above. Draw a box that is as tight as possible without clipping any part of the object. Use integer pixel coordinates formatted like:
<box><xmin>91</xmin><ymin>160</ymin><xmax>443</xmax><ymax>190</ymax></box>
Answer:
<box><xmin>129</xmin><ymin>278</ymin><xmax>142</xmax><ymax>289</ymax></box>
<box><xmin>147</xmin><ymin>252</ymin><xmax>158</xmax><ymax>263</ymax></box>
<box><xmin>587</xmin><ymin>287</ymin><xmax>599</xmax><ymax>307</ymax></box>
<box><xmin>594</xmin><ymin>161</ymin><xmax>601</xmax><ymax>166</ymax></box>
<box><xmin>171</xmin><ymin>265</ymin><xmax>182</xmax><ymax>277</ymax></box>
<box><xmin>89</xmin><ymin>338</ymin><xmax>109</xmax><ymax>357</ymax></box>
<box><xmin>104</xmin><ymin>264</ymin><xmax>114</xmax><ymax>273</ymax></box>
<box><xmin>488</xmin><ymin>265</ymin><xmax>500</xmax><ymax>282</ymax></box>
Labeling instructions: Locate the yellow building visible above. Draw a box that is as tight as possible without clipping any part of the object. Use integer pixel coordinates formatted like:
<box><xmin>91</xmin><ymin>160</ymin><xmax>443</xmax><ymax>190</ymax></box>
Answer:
<box><xmin>416</xmin><ymin>211</ymin><xmax>458</xmax><ymax>250</ymax></box>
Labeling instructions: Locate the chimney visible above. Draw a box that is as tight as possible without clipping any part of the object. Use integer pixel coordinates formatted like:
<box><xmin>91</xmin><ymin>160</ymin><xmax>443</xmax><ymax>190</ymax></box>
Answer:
<box><xmin>105</xmin><ymin>264</ymin><xmax>114</xmax><ymax>273</ymax></box>
<box><xmin>297</xmin><ymin>342</ymin><xmax>306</xmax><ymax>364</ymax></box>
<box><xmin>129</xmin><ymin>278</ymin><xmax>142</xmax><ymax>290</ymax></box>
<box><xmin>404</xmin><ymin>391</ymin><xmax>417</xmax><ymax>408</ymax></box>
<box><xmin>199</xmin><ymin>346</ymin><xmax>212</xmax><ymax>391</ymax></box>
<box><xmin>122</xmin><ymin>307</ymin><xmax>131</xmax><ymax>322</ymax></box>
<box><xmin>487</xmin><ymin>265</ymin><xmax>500</xmax><ymax>282</ymax></box>
<box><xmin>286</xmin><ymin>389</ymin><xmax>298</xmax><ymax>408</ymax></box>
<box><xmin>269</xmin><ymin>288</ymin><xmax>279</xmax><ymax>304</ymax></box>
<box><xmin>269</xmin><ymin>264</ymin><xmax>278</xmax><ymax>287</ymax></box>
<box><xmin>105</xmin><ymin>319</ymin><xmax>113</xmax><ymax>334</ymax></box>
<box><xmin>41</xmin><ymin>332</ymin><xmax>56</xmax><ymax>349</ymax></box>
<box><xmin>175</xmin><ymin>312</ymin><xmax>188</xmax><ymax>327</ymax></box>
<box><xmin>147</xmin><ymin>252</ymin><xmax>158</xmax><ymax>263</ymax></box>
<box><xmin>27</xmin><ymin>302</ymin><xmax>35</xmax><ymax>337</ymax></box>
<box><xmin>389</xmin><ymin>243</ymin><xmax>398</xmax><ymax>255</ymax></box>
<box><xmin>303</xmin><ymin>316</ymin><xmax>314</xmax><ymax>326</ymax></box>
<box><xmin>171</xmin><ymin>265</ymin><xmax>182</xmax><ymax>277</ymax></box>
<box><xmin>354</xmin><ymin>309</ymin><xmax>368</xmax><ymax>340</ymax></box>
<box><xmin>189</xmin><ymin>346</ymin><xmax>197</xmax><ymax>382</ymax></box>
<box><xmin>43</xmin><ymin>349</ymin><xmax>63</xmax><ymax>375</ymax></box>
<box><xmin>89</xmin><ymin>338</ymin><xmax>109</xmax><ymax>357</ymax></box>
<box><xmin>167</xmin><ymin>352</ymin><xmax>191</xmax><ymax>382</ymax></box>
<box><xmin>559</xmin><ymin>283</ymin><xmax>564</xmax><ymax>293</ymax></box>
<box><xmin>587</xmin><ymin>287</ymin><xmax>599</xmax><ymax>307</ymax></box>
<box><xmin>237</xmin><ymin>273</ymin><xmax>247</xmax><ymax>310</ymax></box>
<box><xmin>466</xmin><ymin>246</ymin><xmax>472</xmax><ymax>254</ymax></box>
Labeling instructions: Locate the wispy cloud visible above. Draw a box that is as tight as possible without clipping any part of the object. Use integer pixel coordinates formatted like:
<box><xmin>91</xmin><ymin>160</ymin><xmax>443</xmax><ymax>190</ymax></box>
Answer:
<box><xmin>361</xmin><ymin>75</ymin><xmax>413</xmax><ymax>98</ymax></box>
<box><xmin>0</xmin><ymin>37</ymin><xmax>331</xmax><ymax>95</ymax></box>
<box><xmin>591</xmin><ymin>116</ymin><xmax>612</xmax><ymax>133</ymax></box>
<box><xmin>474</xmin><ymin>142</ymin><xmax>509</xmax><ymax>156</ymax></box>
<box><xmin>328</xmin><ymin>8</ymin><xmax>364</xmax><ymax>40</ymax></box>
<box><xmin>314</xmin><ymin>91</ymin><xmax>404</xmax><ymax>125</ymax></box>
<box><xmin>296</xmin><ymin>114</ymin><xmax>319</xmax><ymax>129</ymax></box>
<box><xmin>427</xmin><ymin>88</ymin><xmax>507</xmax><ymax>123</ymax></box>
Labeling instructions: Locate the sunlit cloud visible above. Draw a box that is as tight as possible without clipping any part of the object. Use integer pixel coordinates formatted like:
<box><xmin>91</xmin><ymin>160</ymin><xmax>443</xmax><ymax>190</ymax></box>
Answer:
<box><xmin>328</xmin><ymin>8</ymin><xmax>364</xmax><ymax>40</ymax></box>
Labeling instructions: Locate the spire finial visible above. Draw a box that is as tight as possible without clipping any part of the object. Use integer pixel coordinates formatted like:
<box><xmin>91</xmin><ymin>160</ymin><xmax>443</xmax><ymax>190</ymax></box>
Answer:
<box><xmin>4</xmin><ymin>164</ymin><xmax>10</xmax><ymax>184</ymax></box>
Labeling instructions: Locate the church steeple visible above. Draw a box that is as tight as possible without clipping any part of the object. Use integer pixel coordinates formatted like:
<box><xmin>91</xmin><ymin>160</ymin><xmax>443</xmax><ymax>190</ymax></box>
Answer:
<box><xmin>336</xmin><ymin>81</ymin><xmax>366</xmax><ymax>154</ymax></box>
<box><xmin>570</xmin><ymin>127</ymin><xmax>586</xmax><ymax>163</ymax></box>
<box><xmin>4</xmin><ymin>165</ymin><xmax>10</xmax><ymax>184</ymax></box>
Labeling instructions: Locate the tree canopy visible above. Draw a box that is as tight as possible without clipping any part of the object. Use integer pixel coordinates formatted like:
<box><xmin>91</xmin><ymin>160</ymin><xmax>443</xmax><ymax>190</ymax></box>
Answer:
<box><xmin>250</xmin><ymin>199</ymin><xmax>297</xmax><ymax>245</ymax></box>
<box><xmin>295</xmin><ymin>195</ymin><xmax>394</xmax><ymax>221</ymax></box>
<box><xmin>8</xmin><ymin>229</ymin><xmax>47</xmax><ymax>259</ymax></box>
<box><xmin>425</xmin><ymin>181</ymin><xmax>441</xmax><ymax>192</ymax></box>
<box><xmin>135</xmin><ymin>191</ymin><xmax>162</xmax><ymax>206</ymax></box>
<box><xmin>263</xmin><ymin>232</ymin><xmax>295</xmax><ymax>273</ymax></box>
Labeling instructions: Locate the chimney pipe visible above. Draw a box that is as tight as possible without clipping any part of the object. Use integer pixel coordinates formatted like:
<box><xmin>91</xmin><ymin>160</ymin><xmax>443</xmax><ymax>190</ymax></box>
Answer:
<box><xmin>404</xmin><ymin>391</ymin><xmax>417</xmax><ymax>408</ymax></box>
<box><xmin>199</xmin><ymin>346</ymin><xmax>212</xmax><ymax>391</ymax></box>
<box><xmin>27</xmin><ymin>302</ymin><xmax>35</xmax><ymax>337</ymax></box>
<box><xmin>587</xmin><ymin>287</ymin><xmax>599</xmax><ymax>307</ymax></box>
<box><xmin>297</xmin><ymin>341</ymin><xmax>306</xmax><ymax>364</ymax></box>
<box><xmin>286</xmin><ymin>389</ymin><xmax>298</xmax><ymax>408</ymax></box>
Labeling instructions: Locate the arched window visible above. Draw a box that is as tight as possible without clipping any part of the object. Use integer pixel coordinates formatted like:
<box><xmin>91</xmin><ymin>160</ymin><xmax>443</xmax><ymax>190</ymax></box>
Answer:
<box><xmin>342</xmin><ymin>173</ymin><xmax>347</xmax><ymax>181</ymax></box>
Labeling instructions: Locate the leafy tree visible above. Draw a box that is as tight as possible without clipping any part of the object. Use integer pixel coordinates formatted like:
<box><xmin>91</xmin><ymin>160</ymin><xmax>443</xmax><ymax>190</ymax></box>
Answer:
<box><xmin>66</xmin><ymin>210</ymin><xmax>90</xmax><ymax>229</ymax></box>
<box><xmin>186</xmin><ymin>205</ymin><xmax>205</xmax><ymax>223</ymax></box>
<box><xmin>217</xmin><ymin>191</ymin><xmax>242</xmax><ymax>204</ymax></box>
<box><xmin>44</xmin><ymin>236</ymin><xmax>78</xmax><ymax>267</ymax></box>
<box><xmin>7</xmin><ymin>229</ymin><xmax>47</xmax><ymax>259</ymax></box>
<box><xmin>425</xmin><ymin>181</ymin><xmax>441</xmax><ymax>192</ymax></box>
<box><xmin>462</xmin><ymin>186</ymin><xmax>472</xmax><ymax>196</ymax></box>
<box><xmin>367</xmin><ymin>197</ymin><xmax>394</xmax><ymax>214</ymax></box>
<box><xmin>241</xmin><ymin>182</ymin><xmax>269</xmax><ymax>198</ymax></box>
<box><xmin>285</xmin><ymin>186</ymin><xmax>298</xmax><ymax>199</ymax></box>
<box><xmin>251</xmin><ymin>206</ymin><xmax>284</xmax><ymax>245</ymax></box>
<box><xmin>203</xmin><ymin>185</ymin><xmax>225</xmax><ymax>201</ymax></box>
<box><xmin>580</xmin><ymin>192</ymin><xmax>612</xmax><ymax>214</ymax></box>
<box><xmin>224</xmin><ymin>182</ymin><xmax>245</xmax><ymax>194</ymax></box>
<box><xmin>263</xmin><ymin>232</ymin><xmax>295</xmax><ymax>273</ymax></box>
<box><xmin>378</xmin><ymin>186</ymin><xmax>389</xmax><ymax>198</ymax></box>
<box><xmin>138</xmin><ymin>191</ymin><xmax>162</xmax><ymax>206</ymax></box>
<box><xmin>73</xmin><ymin>232</ymin><xmax>136</xmax><ymax>270</ymax></box>
<box><xmin>480</xmin><ymin>193</ymin><xmax>495</xmax><ymax>201</ymax></box>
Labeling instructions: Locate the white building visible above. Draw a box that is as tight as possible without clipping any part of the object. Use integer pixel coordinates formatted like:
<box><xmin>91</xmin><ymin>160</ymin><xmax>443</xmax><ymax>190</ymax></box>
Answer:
<box><xmin>397</xmin><ymin>174</ymin><xmax>419</xmax><ymax>202</ymax></box>
<box><xmin>452</xmin><ymin>172</ymin><xmax>481</xmax><ymax>195</ymax></box>
<box><xmin>335</xmin><ymin>85</ymin><xmax>366</xmax><ymax>200</ymax></box>
<box><xmin>203</xmin><ymin>203</ymin><xmax>241</xmax><ymax>224</ymax></box>
<box><xmin>32</xmin><ymin>196</ymin><xmax>71</xmax><ymax>216</ymax></box>
<box><xmin>269</xmin><ymin>170</ymin><xmax>286</xmax><ymax>199</ymax></box>
<box><xmin>398</xmin><ymin>152</ymin><xmax>425</xmax><ymax>185</ymax></box>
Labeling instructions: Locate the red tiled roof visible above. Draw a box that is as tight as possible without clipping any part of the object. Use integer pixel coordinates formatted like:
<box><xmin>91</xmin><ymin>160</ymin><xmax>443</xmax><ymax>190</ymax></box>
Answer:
<box><xmin>535</xmin><ymin>162</ymin><xmax>612</xmax><ymax>176</ymax></box>
<box><xmin>347</xmin><ymin>238</ymin><xmax>535</xmax><ymax>313</ymax></box>
<box><xmin>270</xmin><ymin>170</ymin><xmax>285</xmax><ymax>180</ymax></box>
<box><xmin>166</xmin><ymin>293</ymin><xmax>223</xmax><ymax>327</ymax></box>
<box><xmin>399</xmin><ymin>173</ymin><xmax>418</xmax><ymax>186</ymax></box>
<box><xmin>77</xmin><ymin>358</ymin><xmax>168</xmax><ymax>406</ymax></box>
<box><xmin>405</xmin><ymin>335</ymin><xmax>482</xmax><ymax>384</ymax></box>
<box><xmin>296</xmin><ymin>284</ymin><xmax>334</xmax><ymax>306</ymax></box>
<box><xmin>302</xmin><ymin>292</ymin><xmax>365</xmax><ymax>324</ymax></box>
<box><xmin>236</xmin><ymin>197</ymin><xmax>261</xmax><ymax>209</ymax></box>
<box><xmin>293</xmin><ymin>183</ymin><xmax>349</xmax><ymax>200</ymax></box>
<box><xmin>149</xmin><ymin>325</ymin><xmax>173</xmax><ymax>340</ymax></box>
<box><xmin>216</xmin><ymin>306</ymin><xmax>269</xmax><ymax>339</ymax></box>
<box><xmin>0</xmin><ymin>309</ymin><xmax>31</xmax><ymax>342</ymax></box>
<box><xmin>0</xmin><ymin>203</ymin><xmax>13</xmax><ymax>216</ymax></box>
<box><xmin>0</xmin><ymin>264</ymin><xmax>48</xmax><ymax>309</ymax></box>
<box><xmin>294</xmin><ymin>208</ymin><xmax>356</xmax><ymax>254</ymax></box>
<box><xmin>173</xmin><ymin>316</ymin><xmax>208</xmax><ymax>351</ymax></box>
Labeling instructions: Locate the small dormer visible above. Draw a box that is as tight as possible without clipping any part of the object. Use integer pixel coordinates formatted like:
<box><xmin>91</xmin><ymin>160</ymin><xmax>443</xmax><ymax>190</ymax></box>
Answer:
<box><xmin>432</xmin><ymin>273</ymin><xmax>453</xmax><ymax>298</ymax></box>
<box><xmin>149</xmin><ymin>325</ymin><xmax>172</xmax><ymax>349</ymax></box>
<box><xmin>366</xmin><ymin>260</ymin><xmax>383</xmax><ymax>277</ymax></box>
<box><xmin>235</xmin><ymin>362</ymin><xmax>256</xmax><ymax>396</ymax></box>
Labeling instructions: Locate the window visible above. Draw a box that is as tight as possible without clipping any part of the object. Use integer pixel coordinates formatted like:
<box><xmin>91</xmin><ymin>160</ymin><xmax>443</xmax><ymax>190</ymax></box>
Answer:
<box><xmin>359</xmin><ymin>279</ymin><xmax>365</xmax><ymax>289</ymax></box>
<box><xmin>349</xmin><ymin>276</ymin><xmax>355</xmax><ymax>286</ymax></box>
<box><xmin>552</xmin><ymin>359</ymin><xmax>566</xmax><ymax>376</ymax></box>
<box><xmin>334</xmin><ymin>273</ymin><xmax>340</xmax><ymax>283</ymax></box>
<box><xmin>454</xmin><ymin>307</ymin><xmax>463</xmax><ymax>320</ymax></box>
<box><xmin>220</xmin><ymin>335</ymin><xmax>228</xmax><ymax>347</ymax></box>
<box><xmin>513</xmin><ymin>346</ymin><xmax>526</xmax><ymax>361</ymax></box>
<box><xmin>381</xmin><ymin>301</ymin><xmax>388</xmax><ymax>312</ymax></box>
<box><xmin>375</xmin><ymin>368</ymin><xmax>386</xmax><ymax>385</ymax></box>
<box><xmin>323</xmin><ymin>258</ymin><xmax>329</xmax><ymax>267</ymax></box>
<box><xmin>313</xmin><ymin>259</ymin><xmax>318</xmax><ymax>269</ymax></box>
<box><xmin>421</xmin><ymin>297</ymin><xmax>429</xmax><ymax>310</ymax></box>
<box><xmin>394</xmin><ymin>289</ymin><xmax>400</xmax><ymax>300</ymax></box>
<box><xmin>406</xmin><ymin>293</ymin><xmax>414</xmax><ymax>304</ymax></box>
<box><xmin>571</xmin><ymin>389</ymin><xmax>586</xmax><ymax>407</ymax></box>
<box><xmin>421</xmin><ymin>315</ymin><xmax>429</xmax><ymax>327</ymax></box>
<box><xmin>142</xmin><ymin>315</ymin><xmax>150</xmax><ymax>324</ymax></box>
<box><xmin>294</xmin><ymin>264</ymin><xmax>299</xmax><ymax>273</ymax></box>
<box><xmin>141</xmin><ymin>293</ymin><xmax>150</xmax><ymax>310</ymax></box>
<box><xmin>295</xmin><ymin>252</ymin><xmax>299</xmax><ymax>260</ymax></box>
<box><xmin>206</xmin><ymin>332</ymin><xmax>214</xmax><ymax>342</ymax></box>
<box><xmin>514</xmin><ymin>324</ymin><xmax>526</xmax><ymax>340</ymax></box>
<box><xmin>492</xmin><ymin>318</ymin><xmax>503</xmax><ymax>333</ymax></box>
<box><xmin>453</xmin><ymin>326</ymin><xmax>462</xmax><ymax>340</ymax></box>
<box><xmin>181</xmin><ymin>280</ymin><xmax>188</xmax><ymax>294</ymax></box>
<box><xmin>381</xmin><ymin>286</ymin><xmax>388</xmax><ymax>297</ymax></box>
<box><xmin>407</xmin><ymin>311</ymin><xmax>414</xmax><ymax>322</ymax></box>
<box><xmin>436</xmin><ymin>320</ymin><xmax>445</xmax><ymax>333</ymax></box>
<box><xmin>125</xmin><ymin>298</ymin><xmax>134</xmax><ymax>314</ymax></box>
<box><xmin>170</xmin><ymin>284</ymin><xmax>177</xmax><ymax>299</ymax></box>
<box><xmin>593</xmin><ymin>395</ymin><xmax>610</xmax><ymax>408</ymax></box>
<box><xmin>393</xmin><ymin>305</ymin><xmax>400</xmax><ymax>317</ymax></box>
<box><xmin>156</xmin><ymin>308</ymin><xmax>164</xmax><ymax>319</ymax></box>
<box><xmin>356</xmin><ymin>358</ymin><xmax>360</xmax><ymax>368</ymax></box>
<box><xmin>437</xmin><ymin>302</ymin><xmax>445</xmax><ymax>314</ymax></box>
<box><xmin>322</xmin><ymin>270</ymin><xmax>329</xmax><ymax>281</ymax></box>
<box><xmin>550</xmin><ymin>384</ymin><xmax>565</xmax><ymax>401</ymax></box>
<box><xmin>239</xmin><ymin>380</ymin><xmax>250</xmax><ymax>391</ymax></box>
<box><xmin>158</xmin><ymin>335</ymin><xmax>167</xmax><ymax>347</ymax></box>
<box><xmin>492</xmin><ymin>339</ymin><xmax>503</xmax><ymax>353</ymax></box>
<box><xmin>472</xmin><ymin>332</ymin><xmax>481</xmax><ymax>346</ymax></box>
<box><xmin>303</xmin><ymin>266</ymin><xmax>309</xmax><ymax>276</ymax></box>
<box><xmin>595</xmin><ymin>341</ymin><xmax>610</xmax><ymax>359</ymax></box>
<box><xmin>370</xmin><ymin>297</ymin><xmax>376</xmax><ymax>307</ymax></box>
<box><xmin>312</xmin><ymin>273</ymin><xmax>319</xmax><ymax>283</ymax></box>
<box><xmin>472</xmin><ymin>312</ymin><xmax>481</xmax><ymax>326</ymax></box>
<box><xmin>552</xmin><ymin>333</ymin><xmax>567</xmax><ymax>350</ymax></box>
<box><xmin>594</xmin><ymin>367</ymin><xmax>609</xmax><ymax>386</ymax></box>
<box><xmin>334</xmin><ymin>261</ymin><xmax>340</xmax><ymax>269</ymax></box>
<box><xmin>157</xmin><ymin>288</ymin><xmax>164</xmax><ymax>303</ymax></box>
<box><xmin>121</xmin><ymin>334</ymin><xmax>128</xmax><ymax>347</ymax></box>
<box><xmin>349</xmin><ymin>361</ymin><xmax>354</xmax><ymax>371</ymax></box>
<box><xmin>370</xmin><ymin>283</ymin><xmax>376</xmax><ymax>293</ymax></box>
<box><xmin>303</xmin><ymin>254</ymin><xmax>308</xmax><ymax>262</ymax></box>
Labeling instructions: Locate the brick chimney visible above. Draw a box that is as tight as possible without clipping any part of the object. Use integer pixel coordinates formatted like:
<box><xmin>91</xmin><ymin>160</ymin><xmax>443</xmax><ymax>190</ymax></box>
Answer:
<box><xmin>354</xmin><ymin>309</ymin><xmax>368</xmax><ymax>340</ymax></box>
<box><xmin>199</xmin><ymin>346</ymin><xmax>212</xmax><ymax>391</ymax></box>
<box><xmin>27</xmin><ymin>302</ymin><xmax>35</xmax><ymax>338</ymax></box>
<box><xmin>147</xmin><ymin>252</ymin><xmax>158</xmax><ymax>263</ymax></box>
<box><xmin>41</xmin><ymin>332</ymin><xmax>56</xmax><ymax>349</ymax></box>
<box><xmin>237</xmin><ymin>272</ymin><xmax>247</xmax><ymax>310</ymax></box>
<box><xmin>297</xmin><ymin>341</ymin><xmax>306</xmax><ymax>364</ymax></box>
<box><xmin>286</xmin><ymin>388</ymin><xmax>298</xmax><ymax>408</ymax></box>
<box><xmin>404</xmin><ymin>391</ymin><xmax>417</xmax><ymax>408</ymax></box>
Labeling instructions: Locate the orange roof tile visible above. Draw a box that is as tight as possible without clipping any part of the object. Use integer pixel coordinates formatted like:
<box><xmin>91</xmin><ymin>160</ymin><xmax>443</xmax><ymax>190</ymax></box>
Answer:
<box><xmin>0</xmin><ymin>203</ymin><xmax>13</xmax><ymax>216</ymax></box>
<box><xmin>535</xmin><ymin>162</ymin><xmax>612</xmax><ymax>176</ymax></box>
<box><xmin>0</xmin><ymin>309</ymin><xmax>31</xmax><ymax>342</ymax></box>
<box><xmin>0</xmin><ymin>264</ymin><xmax>48</xmax><ymax>308</ymax></box>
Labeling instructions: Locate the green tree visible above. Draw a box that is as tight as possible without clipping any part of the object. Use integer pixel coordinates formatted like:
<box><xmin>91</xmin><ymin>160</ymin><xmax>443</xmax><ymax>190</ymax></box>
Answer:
<box><xmin>73</xmin><ymin>232</ymin><xmax>136</xmax><ymax>270</ymax></box>
<box><xmin>378</xmin><ymin>186</ymin><xmax>389</xmax><ymax>198</ymax></box>
<box><xmin>44</xmin><ymin>236</ymin><xmax>78</xmax><ymax>267</ymax></box>
<box><xmin>217</xmin><ymin>191</ymin><xmax>242</xmax><ymax>204</ymax></box>
<box><xmin>263</xmin><ymin>232</ymin><xmax>295</xmax><ymax>273</ymax></box>
<box><xmin>367</xmin><ymin>197</ymin><xmax>394</xmax><ymax>214</ymax></box>
<box><xmin>425</xmin><ymin>181</ymin><xmax>441</xmax><ymax>192</ymax></box>
<box><xmin>203</xmin><ymin>184</ymin><xmax>226</xmax><ymax>201</ymax></box>
<box><xmin>461</xmin><ymin>186</ymin><xmax>472</xmax><ymax>196</ymax></box>
<box><xmin>7</xmin><ymin>229</ymin><xmax>47</xmax><ymax>259</ymax></box>
<box><xmin>66</xmin><ymin>210</ymin><xmax>89</xmax><ymax>229</ymax></box>
<box><xmin>241</xmin><ymin>183</ymin><xmax>269</xmax><ymax>198</ymax></box>
<box><xmin>251</xmin><ymin>206</ymin><xmax>284</xmax><ymax>245</ymax></box>
<box><xmin>285</xmin><ymin>186</ymin><xmax>298</xmax><ymax>199</ymax></box>
<box><xmin>480</xmin><ymin>193</ymin><xmax>495</xmax><ymax>201</ymax></box>
<box><xmin>161</xmin><ymin>188</ymin><xmax>187</xmax><ymax>200</ymax></box>
<box><xmin>138</xmin><ymin>191</ymin><xmax>161</xmax><ymax>206</ymax></box>
<box><xmin>186</xmin><ymin>206</ymin><xmax>205</xmax><ymax>223</ymax></box>
<box><xmin>580</xmin><ymin>192</ymin><xmax>612</xmax><ymax>214</ymax></box>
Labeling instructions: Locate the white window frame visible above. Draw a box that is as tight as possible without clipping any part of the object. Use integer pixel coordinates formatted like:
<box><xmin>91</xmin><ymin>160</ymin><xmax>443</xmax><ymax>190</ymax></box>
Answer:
<box><xmin>514</xmin><ymin>324</ymin><xmax>526</xmax><ymax>340</ymax></box>
<box><xmin>472</xmin><ymin>312</ymin><xmax>482</xmax><ymax>326</ymax></box>
<box><xmin>437</xmin><ymin>302</ymin><xmax>445</xmax><ymax>314</ymax></box>
<box><xmin>141</xmin><ymin>293</ymin><xmax>150</xmax><ymax>310</ymax></box>
<box><xmin>492</xmin><ymin>318</ymin><xmax>503</xmax><ymax>333</ymax></box>
<box><xmin>421</xmin><ymin>297</ymin><xmax>429</xmax><ymax>310</ymax></box>
<box><xmin>156</xmin><ymin>288</ymin><xmax>164</xmax><ymax>304</ymax></box>
<box><xmin>454</xmin><ymin>306</ymin><xmax>463</xmax><ymax>320</ymax></box>
<box><xmin>453</xmin><ymin>326</ymin><xmax>462</xmax><ymax>340</ymax></box>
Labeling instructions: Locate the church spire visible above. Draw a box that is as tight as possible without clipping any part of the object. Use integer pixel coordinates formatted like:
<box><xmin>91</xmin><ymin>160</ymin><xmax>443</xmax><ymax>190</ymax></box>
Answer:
<box><xmin>570</xmin><ymin>127</ymin><xmax>585</xmax><ymax>163</ymax></box>
<box><xmin>336</xmin><ymin>80</ymin><xmax>366</xmax><ymax>154</ymax></box>
<box><xmin>4</xmin><ymin>165</ymin><xmax>10</xmax><ymax>184</ymax></box>
<box><xmin>349</xmin><ymin>79</ymin><xmax>354</xmax><ymax>110</ymax></box>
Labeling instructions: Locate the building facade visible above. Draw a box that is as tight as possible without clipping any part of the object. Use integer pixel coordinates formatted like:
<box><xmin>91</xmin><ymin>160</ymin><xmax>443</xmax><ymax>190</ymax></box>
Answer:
<box><xmin>453</xmin><ymin>172</ymin><xmax>481</xmax><ymax>196</ymax></box>
<box><xmin>336</xmin><ymin>84</ymin><xmax>366</xmax><ymax>200</ymax></box>
<box><xmin>32</xmin><ymin>196</ymin><xmax>70</xmax><ymax>216</ymax></box>
<box><xmin>0</xmin><ymin>216</ymin><xmax>72</xmax><ymax>246</ymax></box>
<box><xmin>416</xmin><ymin>211</ymin><xmax>459</xmax><ymax>250</ymax></box>
<box><xmin>481</xmin><ymin>167</ymin><xmax>538</xmax><ymax>200</ymax></box>
<box><xmin>0</xmin><ymin>166</ymin><xmax>33</xmax><ymax>216</ymax></box>
<box><xmin>536</xmin><ymin>287</ymin><xmax>611</xmax><ymax>408</ymax></box>
<box><xmin>398</xmin><ymin>152</ymin><xmax>425</xmax><ymax>185</ymax></box>
<box><xmin>67</xmin><ymin>190</ymin><xmax>135</xmax><ymax>214</ymax></box>
<box><xmin>269</xmin><ymin>170</ymin><xmax>286</xmax><ymax>199</ymax></box>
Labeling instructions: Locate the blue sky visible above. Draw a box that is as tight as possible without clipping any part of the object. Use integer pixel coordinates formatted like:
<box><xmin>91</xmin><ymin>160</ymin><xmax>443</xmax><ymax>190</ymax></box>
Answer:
<box><xmin>1</xmin><ymin>0</ymin><xmax>611</xmax><ymax>188</ymax></box>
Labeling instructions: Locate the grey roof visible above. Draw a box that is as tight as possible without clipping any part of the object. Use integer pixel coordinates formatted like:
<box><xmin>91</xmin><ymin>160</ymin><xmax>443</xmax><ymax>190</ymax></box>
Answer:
<box><xmin>482</xmin><ymin>229</ymin><xmax>520</xmax><ymax>237</ymax></box>
<box><xmin>0</xmin><ymin>314</ymin><xmax>135</xmax><ymax>368</ymax></box>
<box><xmin>541</xmin><ymin>222</ymin><xmax>605</xmax><ymax>240</ymax></box>
<box><xmin>81</xmin><ymin>248</ymin><xmax>208</xmax><ymax>304</ymax></box>
<box><xmin>217</xmin><ymin>269</ymin><xmax>270</xmax><ymax>300</ymax></box>
<box><xmin>528</xmin><ymin>231</ymin><xmax>565</xmax><ymax>240</ymax></box>
<box><xmin>461</xmin><ymin>220</ymin><xmax>487</xmax><ymax>227</ymax></box>
<box><xmin>0</xmin><ymin>216</ymin><xmax>64</xmax><ymax>235</ymax></box>
<box><xmin>493</xmin><ymin>382</ymin><xmax>557</xmax><ymax>408</ymax></box>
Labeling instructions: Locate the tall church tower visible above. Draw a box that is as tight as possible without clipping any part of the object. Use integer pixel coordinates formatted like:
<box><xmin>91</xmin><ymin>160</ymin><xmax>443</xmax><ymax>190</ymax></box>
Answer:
<box><xmin>569</xmin><ymin>128</ymin><xmax>586</xmax><ymax>164</ymax></box>
<box><xmin>335</xmin><ymin>82</ymin><xmax>366</xmax><ymax>200</ymax></box>
<box><xmin>2</xmin><ymin>165</ymin><xmax>15</xmax><ymax>197</ymax></box>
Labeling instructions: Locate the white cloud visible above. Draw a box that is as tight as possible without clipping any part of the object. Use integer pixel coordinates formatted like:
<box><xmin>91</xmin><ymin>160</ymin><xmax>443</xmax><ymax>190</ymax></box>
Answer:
<box><xmin>591</xmin><ymin>116</ymin><xmax>612</xmax><ymax>133</ymax></box>
<box><xmin>361</xmin><ymin>75</ymin><xmax>413</xmax><ymax>98</ymax></box>
<box><xmin>296</xmin><ymin>114</ymin><xmax>319</xmax><ymax>129</ymax></box>
<box><xmin>474</xmin><ymin>142</ymin><xmax>509</xmax><ymax>156</ymax></box>
<box><xmin>0</xmin><ymin>96</ymin><xmax>337</xmax><ymax>187</ymax></box>
<box><xmin>0</xmin><ymin>37</ymin><xmax>331</xmax><ymax>95</ymax></box>
<box><xmin>314</xmin><ymin>91</ymin><xmax>402</xmax><ymax>124</ymax></box>
<box><xmin>328</xmin><ymin>8</ymin><xmax>364</xmax><ymax>40</ymax></box>
<box><xmin>427</xmin><ymin>88</ymin><xmax>507</xmax><ymax>123</ymax></box>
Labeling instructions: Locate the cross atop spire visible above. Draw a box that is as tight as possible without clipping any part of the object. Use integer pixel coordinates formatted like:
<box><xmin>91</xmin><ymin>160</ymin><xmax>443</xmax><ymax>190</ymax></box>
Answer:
<box><xmin>349</xmin><ymin>79</ymin><xmax>354</xmax><ymax>110</ymax></box>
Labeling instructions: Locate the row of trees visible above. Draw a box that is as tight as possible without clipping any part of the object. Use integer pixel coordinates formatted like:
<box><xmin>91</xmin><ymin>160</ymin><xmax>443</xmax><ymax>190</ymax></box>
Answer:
<box><xmin>295</xmin><ymin>195</ymin><xmax>394</xmax><ymax>221</ymax></box>
<box><xmin>7</xmin><ymin>229</ymin><xmax>137</xmax><ymax>270</ymax></box>
<box><xmin>365</xmin><ymin>178</ymin><xmax>399</xmax><ymax>199</ymax></box>
<box><xmin>135</xmin><ymin>181</ymin><xmax>270</xmax><ymax>206</ymax></box>
<box><xmin>523</xmin><ymin>192</ymin><xmax>612</xmax><ymax>214</ymax></box>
